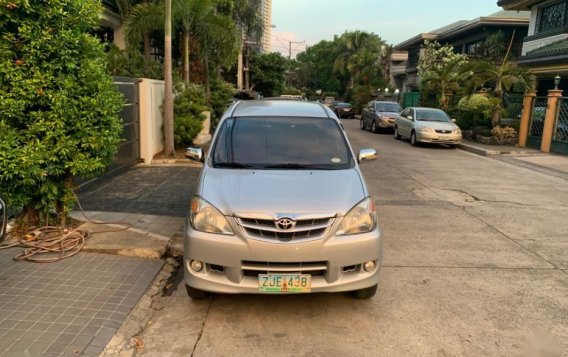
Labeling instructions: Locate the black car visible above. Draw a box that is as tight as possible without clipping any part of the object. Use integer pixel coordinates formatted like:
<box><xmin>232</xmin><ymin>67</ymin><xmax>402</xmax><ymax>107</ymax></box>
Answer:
<box><xmin>331</xmin><ymin>102</ymin><xmax>356</xmax><ymax>119</ymax></box>
<box><xmin>361</xmin><ymin>101</ymin><xmax>402</xmax><ymax>133</ymax></box>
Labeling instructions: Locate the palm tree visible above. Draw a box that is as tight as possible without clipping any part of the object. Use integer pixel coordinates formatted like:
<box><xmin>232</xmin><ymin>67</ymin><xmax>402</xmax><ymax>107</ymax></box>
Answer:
<box><xmin>195</xmin><ymin>13</ymin><xmax>239</xmax><ymax>102</ymax></box>
<box><xmin>333</xmin><ymin>31</ymin><xmax>384</xmax><ymax>88</ymax></box>
<box><xmin>174</xmin><ymin>0</ymin><xmax>216</xmax><ymax>83</ymax></box>
<box><xmin>468</xmin><ymin>32</ymin><xmax>536</xmax><ymax>127</ymax></box>
<box><xmin>124</xmin><ymin>1</ymin><xmax>164</xmax><ymax>60</ymax></box>
<box><xmin>421</xmin><ymin>56</ymin><xmax>470</xmax><ymax>111</ymax></box>
<box><xmin>163</xmin><ymin>0</ymin><xmax>175</xmax><ymax>156</ymax></box>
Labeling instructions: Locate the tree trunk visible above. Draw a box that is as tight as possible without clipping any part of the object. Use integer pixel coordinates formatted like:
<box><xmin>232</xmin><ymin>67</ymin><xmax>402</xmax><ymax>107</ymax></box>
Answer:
<box><xmin>144</xmin><ymin>32</ymin><xmax>151</xmax><ymax>60</ymax></box>
<box><xmin>21</xmin><ymin>204</ymin><xmax>40</xmax><ymax>227</ymax></box>
<box><xmin>183</xmin><ymin>31</ymin><xmax>190</xmax><ymax>83</ymax></box>
<box><xmin>204</xmin><ymin>50</ymin><xmax>211</xmax><ymax>105</ymax></box>
<box><xmin>163</xmin><ymin>0</ymin><xmax>175</xmax><ymax>156</ymax></box>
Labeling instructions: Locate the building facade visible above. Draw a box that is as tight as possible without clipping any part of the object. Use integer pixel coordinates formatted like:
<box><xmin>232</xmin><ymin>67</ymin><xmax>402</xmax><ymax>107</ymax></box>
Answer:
<box><xmin>498</xmin><ymin>0</ymin><xmax>568</xmax><ymax>93</ymax></box>
<box><xmin>394</xmin><ymin>11</ymin><xmax>530</xmax><ymax>94</ymax></box>
<box><xmin>260</xmin><ymin>0</ymin><xmax>273</xmax><ymax>53</ymax></box>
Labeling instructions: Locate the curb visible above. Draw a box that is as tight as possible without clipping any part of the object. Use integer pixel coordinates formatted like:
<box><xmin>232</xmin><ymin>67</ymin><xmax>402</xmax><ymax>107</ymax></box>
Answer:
<box><xmin>150</xmin><ymin>159</ymin><xmax>203</xmax><ymax>166</ymax></box>
<box><xmin>458</xmin><ymin>143</ymin><xmax>501</xmax><ymax>156</ymax></box>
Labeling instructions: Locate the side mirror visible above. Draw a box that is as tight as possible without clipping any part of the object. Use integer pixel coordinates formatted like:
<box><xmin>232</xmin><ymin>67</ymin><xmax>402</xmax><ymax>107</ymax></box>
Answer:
<box><xmin>358</xmin><ymin>148</ymin><xmax>377</xmax><ymax>163</ymax></box>
<box><xmin>185</xmin><ymin>147</ymin><xmax>204</xmax><ymax>162</ymax></box>
<box><xmin>0</xmin><ymin>197</ymin><xmax>6</xmax><ymax>242</ymax></box>
<box><xmin>407</xmin><ymin>115</ymin><xmax>413</xmax><ymax>120</ymax></box>
<box><xmin>451</xmin><ymin>118</ymin><xmax>457</xmax><ymax>123</ymax></box>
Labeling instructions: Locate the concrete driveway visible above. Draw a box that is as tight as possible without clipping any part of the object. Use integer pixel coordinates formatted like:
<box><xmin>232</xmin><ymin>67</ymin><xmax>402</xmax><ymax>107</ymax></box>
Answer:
<box><xmin>136</xmin><ymin>118</ymin><xmax>568</xmax><ymax>357</ymax></box>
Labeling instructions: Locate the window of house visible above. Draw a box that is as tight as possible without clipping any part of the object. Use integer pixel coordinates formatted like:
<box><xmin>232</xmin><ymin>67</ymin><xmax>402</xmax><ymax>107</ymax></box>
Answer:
<box><xmin>536</xmin><ymin>0</ymin><xmax>568</xmax><ymax>34</ymax></box>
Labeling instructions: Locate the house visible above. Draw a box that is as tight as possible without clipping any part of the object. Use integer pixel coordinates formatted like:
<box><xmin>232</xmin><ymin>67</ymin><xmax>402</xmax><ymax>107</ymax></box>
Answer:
<box><xmin>498</xmin><ymin>0</ymin><xmax>568</xmax><ymax>93</ymax></box>
<box><xmin>98</xmin><ymin>0</ymin><xmax>126</xmax><ymax>49</ymax></box>
<box><xmin>394</xmin><ymin>10</ymin><xmax>530</xmax><ymax>100</ymax></box>
<box><xmin>498</xmin><ymin>0</ymin><xmax>568</xmax><ymax>155</ymax></box>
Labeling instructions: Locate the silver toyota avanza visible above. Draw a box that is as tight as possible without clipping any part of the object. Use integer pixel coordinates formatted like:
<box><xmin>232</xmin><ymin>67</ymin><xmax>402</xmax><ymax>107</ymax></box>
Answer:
<box><xmin>184</xmin><ymin>100</ymin><xmax>382</xmax><ymax>299</ymax></box>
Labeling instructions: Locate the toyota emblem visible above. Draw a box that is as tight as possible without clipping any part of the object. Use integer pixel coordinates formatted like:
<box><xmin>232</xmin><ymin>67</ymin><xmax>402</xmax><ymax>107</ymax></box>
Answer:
<box><xmin>275</xmin><ymin>218</ymin><xmax>295</xmax><ymax>230</ymax></box>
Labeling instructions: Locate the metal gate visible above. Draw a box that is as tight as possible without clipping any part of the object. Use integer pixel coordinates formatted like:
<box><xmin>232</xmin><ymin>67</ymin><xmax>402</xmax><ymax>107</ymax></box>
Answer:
<box><xmin>403</xmin><ymin>92</ymin><xmax>420</xmax><ymax>108</ymax></box>
<box><xmin>551</xmin><ymin>98</ymin><xmax>568</xmax><ymax>155</ymax></box>
<box><xmin>108</xmin><ymin>77</ymin><xmax>141</xmax><ymax>173</ymax></box>
<box><xmin>527</xmin><ymin>96</ymin><xmax>548</xmax><ymax>149</ymax></box>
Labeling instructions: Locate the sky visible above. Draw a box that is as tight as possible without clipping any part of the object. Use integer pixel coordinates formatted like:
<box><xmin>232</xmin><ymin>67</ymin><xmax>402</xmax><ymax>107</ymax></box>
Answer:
<box><xmin>271</xmin><ymin>0</ymin><xmax>504</xmax><ymax>58</ymax></box>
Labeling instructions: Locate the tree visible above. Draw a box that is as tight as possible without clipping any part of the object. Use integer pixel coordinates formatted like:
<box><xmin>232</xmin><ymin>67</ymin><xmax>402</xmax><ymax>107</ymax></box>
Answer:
<box><xmin>249</xmin><ymin>52</ymin><xmax>288</xmax><ymax>97</ymax></box>
<box><xmin>0</xmin><ymin>0</ymin><xmax>123</xmax><ymax>224</ymax></box>
<box><xmin>418</xmin><ymin>40</ymin><xmax>469</xmax><ymax>110</ymax></box>
<box><xmin>124</xmin><ymin>1</ymin><xmax>164</xmax><ymax>59</ymax></box>
<box><xmin>333</xmin><ymin>31</ymin><xmax>386</xmax><ymax>89</ymax></box>
<box><xmin>163</xmin><ymin>0</ymin><xmax>175</xmax><ymax>156</ymax></box>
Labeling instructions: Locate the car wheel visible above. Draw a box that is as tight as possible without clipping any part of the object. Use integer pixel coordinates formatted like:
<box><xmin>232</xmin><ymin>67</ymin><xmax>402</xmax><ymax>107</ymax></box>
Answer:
<box><xmin>371</xmin><ymin>120</ymin><xmax>378</xmax><ymax>133</ymax></box>
<box><xmin>351</xmin><ymin>284</ymin><xmax>378</xmax><ymax>299</ymax></box>
<box><xmin>360</xmin><ymin>119</ymin><xmax>365</xmax><ymax>130</ymax></box>
<box><xmin>410</xmin><ymin>131</ymin><xmax>418</xmax><ymax>146</ymax></box>
<box><xmin>185</xmin><ymin>284</ymin><xmax>211</xmax><ymax>299</ymax></box>
<box><xmin>394</xmin><ymin>126</ymin><xmax>401</xmax><ymax>140</ymax></box>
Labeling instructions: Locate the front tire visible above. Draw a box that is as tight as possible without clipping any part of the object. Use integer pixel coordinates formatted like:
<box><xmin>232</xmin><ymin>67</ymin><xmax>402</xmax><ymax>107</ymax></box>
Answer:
<box><xmin>410</xmin><ymin>131</ymin><xmax>418</xmax><ymax>146</ymax></box>
<box><xmin>360</xmin><ymin>119</ymin><xmax>365</xmax><ymax>130</ymax></box>
<box><xmin>186</xmin><ymin>284</ymin><xmax>211</xmax><ymax>299</ymax></box>
<box><xmin>351</xmin><ymin>284</ymin><xmax>378</xmax><ymax>299</ymax></box>
<box><xmin>394</xmin><ymin>126</ymin><xmax>401</xmax><ymax>140</ymax></box>
<box><xmin>371</xmin><ymin>120</ymin><xmax>378</xmax><ymax>133</ymax></box>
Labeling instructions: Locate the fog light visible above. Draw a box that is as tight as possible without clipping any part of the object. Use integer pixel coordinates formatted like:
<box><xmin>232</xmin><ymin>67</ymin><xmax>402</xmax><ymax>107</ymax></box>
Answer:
<box><xmin>363</xmin><ymin>261</ymin><xmax>376</xmax><ymax>272</ymax></box>
<box><xmin>190</xmin><ymin>260</ymin><xmax>203</xmax><ymax>272</ymax></box>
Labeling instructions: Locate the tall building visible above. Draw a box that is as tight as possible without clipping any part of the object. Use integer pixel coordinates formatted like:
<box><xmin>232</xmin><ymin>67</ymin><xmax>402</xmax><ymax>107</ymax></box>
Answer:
<box><xmin>260</xmin><ymin>0</ymin><xmax>272</xmax><ymax>53</ymax></box>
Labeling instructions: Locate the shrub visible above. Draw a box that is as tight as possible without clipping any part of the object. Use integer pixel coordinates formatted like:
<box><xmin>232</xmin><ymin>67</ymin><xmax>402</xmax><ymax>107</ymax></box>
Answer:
<box><xmin>0</xmin><ymin>0</ymin><xmax>123</xmax><ymax>224</ymax></box>
<box><xmin>174</xmin><ymin>84</ymin><xmax>207</xmax><ymax>147</ymax></box>
<box><xmin>457</xmin><ymin>94</ymin><xmax>492</xmax><ymax>113</ymax></box>
<box><xmin>492</xmin><ymin>126</ymin><xmax>518</xmax><ymax>140</ymax></box>
<box><xmin>209</xmin><ymin>79</ymin><xmax>235</xmax><ymax>129</ymax></box>
<box><xmin>106</xmin><ymin>44</ymin><xmax>163</xmax><ymax>80</ymax></box>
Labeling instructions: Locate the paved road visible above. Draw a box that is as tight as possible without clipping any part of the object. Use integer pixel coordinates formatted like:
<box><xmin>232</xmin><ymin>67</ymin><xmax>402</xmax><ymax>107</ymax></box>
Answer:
<box><xmin>138</xmin><ymin>119</ymin><xmax>568</xmax><ymax>357</ymax></box>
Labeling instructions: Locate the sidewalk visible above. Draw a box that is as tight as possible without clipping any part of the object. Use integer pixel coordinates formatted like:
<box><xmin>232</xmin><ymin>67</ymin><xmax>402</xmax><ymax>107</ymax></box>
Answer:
<box><xmin>458</xmin><ymin>139</ymin><xmax>568</xmax><ymax>178</ymax></box>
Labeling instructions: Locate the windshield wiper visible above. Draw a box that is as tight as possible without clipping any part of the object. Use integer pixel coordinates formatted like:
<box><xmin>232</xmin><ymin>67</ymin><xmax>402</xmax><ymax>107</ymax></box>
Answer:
<box><xmin>263</xmin><ymin>163</ymin><xmax>333</xmax><ymax>170</ymax></box>
<box><xmin>213</xmin><ymin>162</ymin><xmax>254</xmax><ymax>169</ymax></box>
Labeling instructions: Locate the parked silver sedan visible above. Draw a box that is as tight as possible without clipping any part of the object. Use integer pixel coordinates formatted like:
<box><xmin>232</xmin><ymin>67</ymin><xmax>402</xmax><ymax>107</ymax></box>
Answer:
<box><xmin>394</xmin><ymin>107</ymin><xmax>462</xmax><ymax>147</ymax></box>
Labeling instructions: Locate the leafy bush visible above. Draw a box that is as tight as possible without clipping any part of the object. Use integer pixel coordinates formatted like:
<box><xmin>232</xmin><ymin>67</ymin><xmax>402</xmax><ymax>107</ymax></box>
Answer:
<box><xmin>492</xmin><ymin>126</ymin><xmax>518</xmax><ymax>140</ymax></box>
<box><xmin>352</xmin><ymin>86</ymin><xmax>373</xmax><ymax>112</ymax></box>
<box><xmin>106</xmin><ymin>44</ymin><xmax>163</xmax><ymax>79</ymax></box>
<box><xmin>457</xmin><ymin>94</ymin><xmax>492</xmax><ymax>113</ymax></box>
<box><xmin>0</xmin><ymin>0</ymin><xmax>123</xmax><ymax>223</ymax></box>
<box><xmin>174</xmin><ymin>84</ymin><xmax>207</xmax><ymax>147</ymax></box>
<box><xmin>209</xmin><ymin>79</ymin><xmax>235</xmax><ymax>129</ymax></box>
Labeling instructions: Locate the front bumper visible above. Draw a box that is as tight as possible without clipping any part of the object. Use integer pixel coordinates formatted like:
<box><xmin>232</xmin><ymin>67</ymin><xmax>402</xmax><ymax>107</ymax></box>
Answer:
<box><xmin>416</xmin><ymin>131</ymin><xmax>462</xmax><ymax>144</ymax></box>
<box><xmin>183</xmin><ymin>219</ymin><xmax>382</xmax><ymax>294</ymax></box>
<box><xmin>377</xmin><ymin>118</ymin><xmax>395</xmax><ymax>128</ymax></box>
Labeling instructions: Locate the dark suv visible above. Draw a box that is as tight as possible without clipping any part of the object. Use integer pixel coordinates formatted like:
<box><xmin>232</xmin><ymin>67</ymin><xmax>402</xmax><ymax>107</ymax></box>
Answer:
<box><xmin>331</xmin><ymin>102</ymin><xmax>356</xmax><ymax>119</ymax></box>
<box><xmin>361</xmin><ymin>101</ymin><xmax>401</xmax><ymax>133</ymax></box>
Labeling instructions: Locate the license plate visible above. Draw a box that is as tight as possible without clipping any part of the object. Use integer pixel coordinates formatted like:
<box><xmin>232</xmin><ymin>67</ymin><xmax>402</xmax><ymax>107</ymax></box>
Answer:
<box><xmin>439</xmin><ymin>135</ymin><xmax>449</xmax><ymax>140</ymax></box>
<box><xmin>258</xmin><ymin>274</ymin><xmax>311</xmax><ymax>293</ymax></box>
<box><xmin>343</xmin><ymin>109</ymin><xmax>350</xmax><ymax>112</ymax></box>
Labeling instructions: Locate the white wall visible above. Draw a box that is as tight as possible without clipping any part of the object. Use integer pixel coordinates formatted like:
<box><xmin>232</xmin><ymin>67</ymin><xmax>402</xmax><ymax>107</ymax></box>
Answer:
<box><xmin>139</xmin><ymin>79</ymin><xmax>165</xmax><ymax>165</ymax></box>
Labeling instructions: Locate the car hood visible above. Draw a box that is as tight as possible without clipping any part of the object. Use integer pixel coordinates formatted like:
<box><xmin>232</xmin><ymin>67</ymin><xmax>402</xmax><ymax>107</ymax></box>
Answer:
<box><xmin>379</xmin><ymin>111</ymin><xmax>400</xmax><ymax>117</ymax></box>
<box><xmin>199</xmin><ymin>168</ymin><xmax>365</xmax><ymax>217</ymax></box>
<box><xmin>416</xmin><ymin>121</ymin><xmax>459</xmax><ymax>130</ymax></box>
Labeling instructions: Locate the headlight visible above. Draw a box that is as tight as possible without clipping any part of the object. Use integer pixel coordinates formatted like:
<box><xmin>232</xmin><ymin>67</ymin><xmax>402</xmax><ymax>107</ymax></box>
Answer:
<box><xmin>417</xmin><ymin>127</ymin><xmax>434</xmax><ymax>133</ymax></box>
<box><xmin>453</xmin><ymin>128</ymin><xmax>461</xmax><ymax>134</ymax></box>
<box><xmin>336</xmin><ymin>197</ymin><xmax>377</xmax><ymax>235</ymax></box>
<box><xmin>189</xmin><ymin>197</ymin><xmax>234</xmax><ymax>235</ymax></box>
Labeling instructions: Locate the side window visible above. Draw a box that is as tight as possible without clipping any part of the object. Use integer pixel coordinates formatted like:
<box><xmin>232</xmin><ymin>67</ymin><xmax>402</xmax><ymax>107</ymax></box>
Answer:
<box><xmin>407</xmin><ymin>109</ymin><xmax>415</xmax><ymax>120</ymax></box>
<box><xmin>400</xmin><ymin>109</ymin><xmax>409</xmax><ymax>118</ymax></box>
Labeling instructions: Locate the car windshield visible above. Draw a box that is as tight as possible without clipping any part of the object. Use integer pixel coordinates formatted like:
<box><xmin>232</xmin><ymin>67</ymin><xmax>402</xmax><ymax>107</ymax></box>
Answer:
<box><xmin>336</xmin><ymin>103</ymin><xmax>351</xmax><ymax>108</ymax></box>
<box><xmin>376</xmin><ymin>103</ymin><xmax>401</xmax><ymax>112</ymax></box>
<box><xmin>416</xmin><ymin>109</ymin><xmax>450</xmax><ymax>122</ymax></box>
<box><xmin>211</xmin><ymin>117</ymin><xmax>354</xmax><ymax>170</ymax></box>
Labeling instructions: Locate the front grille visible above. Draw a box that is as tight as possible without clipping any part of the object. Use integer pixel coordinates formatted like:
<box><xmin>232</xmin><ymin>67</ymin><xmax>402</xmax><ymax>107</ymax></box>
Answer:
<box><xmin>435</xmin><ymin>129</ymin><xmax>452</xmax><ymax>134</ymax></box>
<box><xmin>242</xmin><ymin>260</ymin><xmax>327</xmax><ymax>277</ymax></box>
<box><xmin>236</xmin><ymin>217</ymin><xmax>334</xmax><ymax>242</ymax></box>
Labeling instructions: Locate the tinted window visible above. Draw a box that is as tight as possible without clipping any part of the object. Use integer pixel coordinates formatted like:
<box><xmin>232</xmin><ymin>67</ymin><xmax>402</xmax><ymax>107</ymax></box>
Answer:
<box><xmin>376</xmin><ymin>103</ymin><xmax>401</xmax><ymax>113</ymax></box>
<box><xmin>416</xmin><ymin>109</ymin><xmax>450</xmax><ymax>122</ymax></box>
<box><xmin>335</xmin><ymin>103</ymin><xmax>351</xmax><ymax>108</ymax></box>
<box><xmin>211</xmin><ymin>117</ymin><xmax>354</xmax><ymax>170</ymax></box>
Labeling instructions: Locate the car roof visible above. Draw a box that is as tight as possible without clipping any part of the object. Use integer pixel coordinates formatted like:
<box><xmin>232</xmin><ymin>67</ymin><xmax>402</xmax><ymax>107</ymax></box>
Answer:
<box><xmin>409</xmin><ymin>107</ymin><xmax>444</xmax><ymax>111</ymax></box>
<box><xmin>232</xmin><ymin>100</ymin><xmax>332</xmax><ymax>118</ymax></box>
<box><xmin>374</xmin><ymin>101</ymin><xmax>400</xmax><ymax>104</ymax></box>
